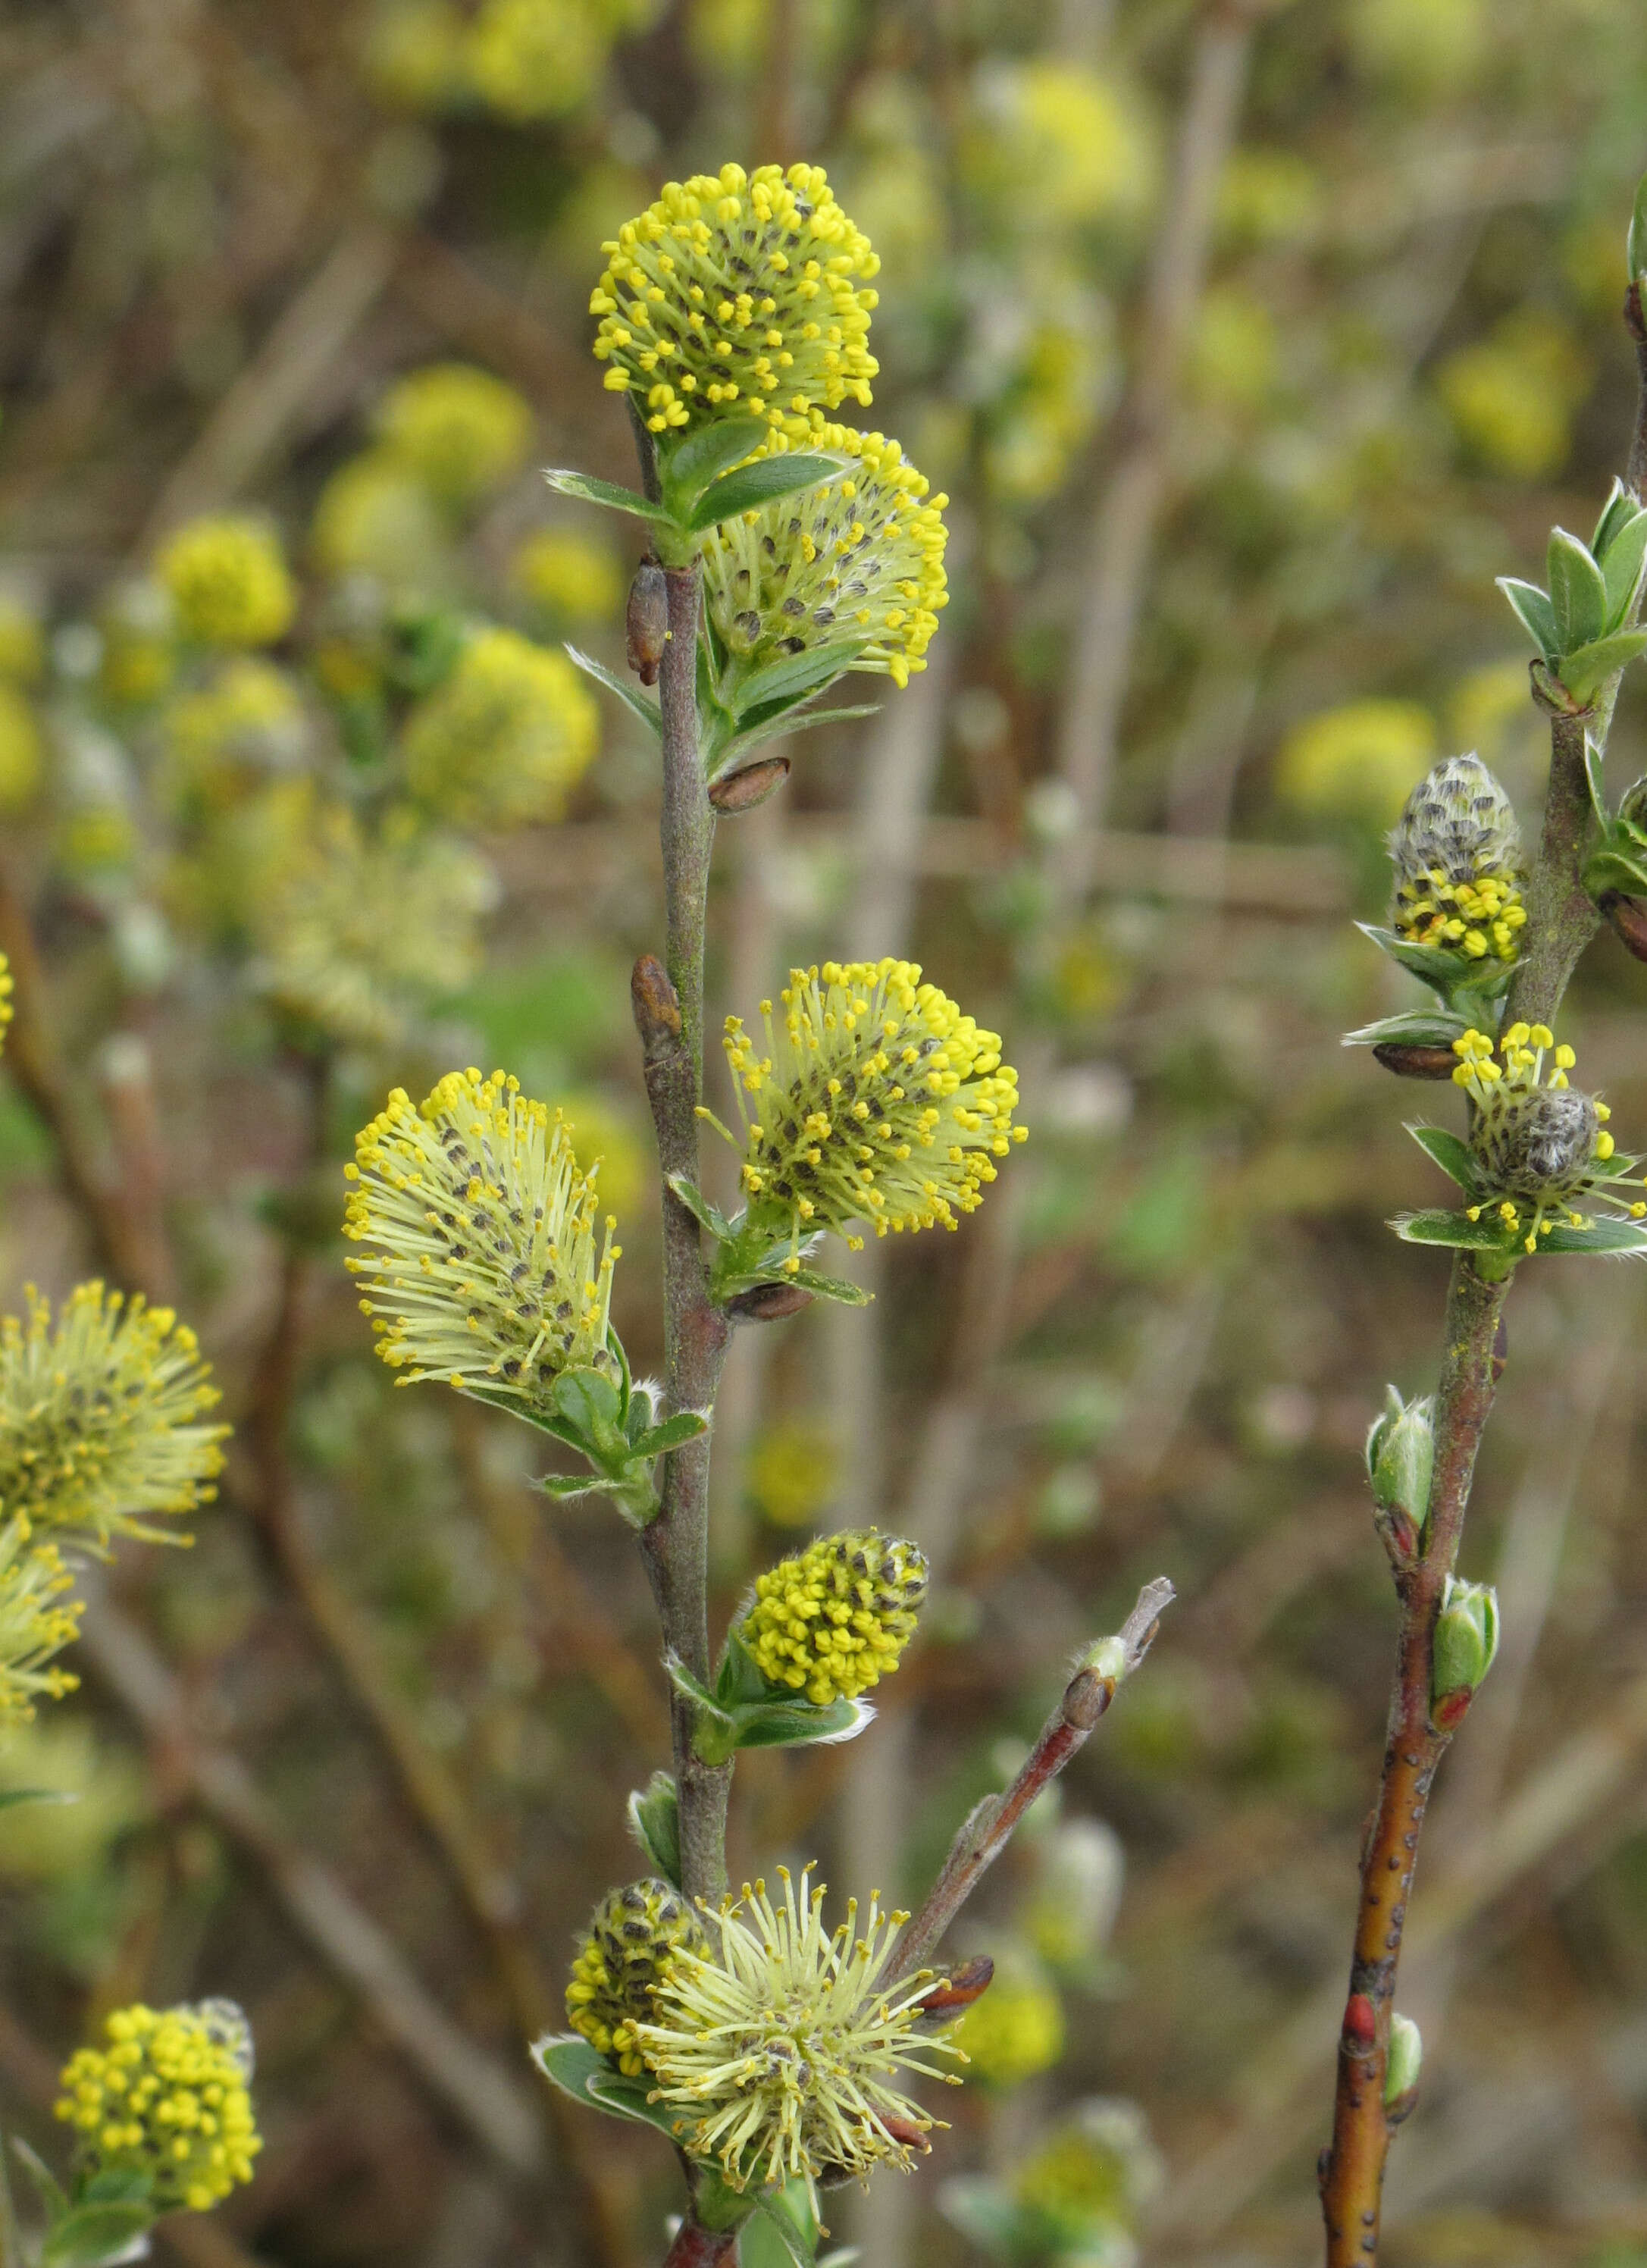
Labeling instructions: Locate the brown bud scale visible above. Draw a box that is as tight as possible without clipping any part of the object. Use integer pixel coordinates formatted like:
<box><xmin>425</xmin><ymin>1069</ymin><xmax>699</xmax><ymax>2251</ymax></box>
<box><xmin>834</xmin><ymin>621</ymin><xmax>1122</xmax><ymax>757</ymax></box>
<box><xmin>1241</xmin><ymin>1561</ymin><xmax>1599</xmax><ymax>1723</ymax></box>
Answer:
<box><xmin>626</xmin><ymin>560</ymin><xmax>669</xmax><ymax>685</ymax></box>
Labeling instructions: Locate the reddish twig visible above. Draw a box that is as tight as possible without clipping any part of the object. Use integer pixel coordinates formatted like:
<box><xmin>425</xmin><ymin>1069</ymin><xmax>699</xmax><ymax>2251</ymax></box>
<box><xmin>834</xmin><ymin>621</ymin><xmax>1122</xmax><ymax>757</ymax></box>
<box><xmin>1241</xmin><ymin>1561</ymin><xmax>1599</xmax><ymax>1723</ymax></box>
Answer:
<box><xmin>894</xmin><ymin>1577</ymin><xmax>1174</xmax><ymax>1980</ymax></box>
<box><xmin>1319</xmin><ymin>1261</ymin><xmax>1508</xmax><ymax>2263</ymax></box>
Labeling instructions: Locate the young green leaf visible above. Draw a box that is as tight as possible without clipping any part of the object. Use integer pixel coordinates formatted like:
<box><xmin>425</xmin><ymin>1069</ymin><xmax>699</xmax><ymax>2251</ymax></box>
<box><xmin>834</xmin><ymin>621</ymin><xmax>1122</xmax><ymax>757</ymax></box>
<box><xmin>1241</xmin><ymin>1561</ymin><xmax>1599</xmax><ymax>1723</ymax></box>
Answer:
<box><xmin>1599</xmin><ymin>500</ymin><xmax>1647</xmax><ymax>624</ymax></box>
<box><xmin>1537</xmin><ymin>1215</ymin><xmax>1647</xmax><ymax>1255</ymax></box>
<box><xmin>726</xmin><ymin>1694</ymin><xmax>874</xmax><ymax>1751</ymax></box>
<box><xmin>565</xmin><ymin>645</ymin><xmax>662</xmax><ymax>738</ymax></box>
<box><xmin>630</xmin><ymin>1410</ymin><xmax>712</xmax><ymax>1459</ymax></box>
<box><xmin>544</xmin><ymin>467</ymin><xmax>677</xmax><ymax>527</ymax></box>
<box><xmin>1390</xmin><ymin>1209</ymin><xmax>1514</xmax><ymax>1250</ymax></box>
<box><xmin>41</xmin><ymin>2204</ymin><xmax>155</xmax><ymax>2268</ymax></box>
<box><xmin>1406</xmin><ymin>1124</ymin><xmax>1482</xmax><ymax>1192</ymax></box>
<box><xmin>1547</xmin><ymin>527</ymin><xmax>1608</xmax><ymax>653</ymax></box>
<box><xmin>730</xmin><ymin>641</ymin><xmax>869</xmax><ymax>713</ymax></box>
<box><xmin>1342</xmin><ymin>1009</ymin><xmax>1468</xmax><ymax>1051</ymax></box>
<box><xmin>1558</xmin><ymin>628</ymin><xmax>1647</xmax><ymax>706</ymax></box>
<box><xmin>714</xmin><ymin>703</ymin><xmax>881</xmax><ymax>768</ymax></box>
<box><xmin>659</xmin><ymin>416</ymin><xmax>770</xmax><ymax>515</ymax></box>
<box><xmin>1495</xmin><ymin>577</ymin><xmax>1560</xmax><ymax>662</ymax></box>
<box><xmin>665</xmin><ymin>1174</ymin><xmax>734</xmax><ymax>1241</ymax></box>
<box><xmin>627</xmin><ymin>1771</ymin><xmax>681</xmax><ymax>1888</ymax></box>
<box><xmin>684</xmin><ymin>451</ymin><xmax>846</xmax><ymax>533</ymax></box>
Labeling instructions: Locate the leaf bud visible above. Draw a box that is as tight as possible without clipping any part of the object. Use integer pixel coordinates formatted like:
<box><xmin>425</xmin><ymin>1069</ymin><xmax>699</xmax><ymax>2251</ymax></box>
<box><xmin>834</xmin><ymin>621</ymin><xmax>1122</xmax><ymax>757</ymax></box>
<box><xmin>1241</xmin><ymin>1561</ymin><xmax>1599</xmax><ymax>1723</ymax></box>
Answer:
<box><xmin>709</xmin><ymin>756</ymin><xmax>790</xmax><ymax>813</ymax></box>
<box><xmin>1365</xmin><ymin>1386</ymin><xmax>1435</xmax><ymax>1568</ymax></box>
<box><xmin>1372</xmin><ymin>1042</ymin><xmax>1464</xmax><ymax>1081</ymax></box>
<box><xmin>1602</xmin><ymin>889</ymin><xmax>1647</xmax><ymax>964</ymax></box>
<box><xmin>631</xmin><ymin>952</ymin><xmax>681</xmax><ymax>1052</ymax></box>
<box><xmin>1340</xmin><ymin>1992</ymin><xmax>1376</xmax><ymax>2056</ymax></box>
<box><xmin>625</xmin><ymin>559</ymin><xmax>669</xmax><ymax>685</ymax></box>
<box><xmin>1383</xmin><ymin>2012</ymin><xmax>1422</xmax><ymax>2124</ymax></box>
<box><xmin>725</xmin><ymin>1280</ymin><xmax>815</xmax><ymax>1323</ymax></box>
<box><xmin>910</xmin><ymin>1953</ymin><xmax>994</xmax><ymax>2022</ymax></box>
<box><xmin>1430</xmin><ymin>1574</ymin><xmax>1500</xmax><ymax>1730</ymax></box>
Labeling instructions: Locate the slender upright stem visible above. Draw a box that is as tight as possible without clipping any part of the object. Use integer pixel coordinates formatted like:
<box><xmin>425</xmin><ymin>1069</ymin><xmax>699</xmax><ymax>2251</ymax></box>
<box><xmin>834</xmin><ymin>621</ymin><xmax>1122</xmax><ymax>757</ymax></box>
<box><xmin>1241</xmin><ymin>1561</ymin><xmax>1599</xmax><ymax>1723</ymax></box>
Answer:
<box><xmin>1319</xmin><ymin>244</ymin><xmax>1647</xmax><ymax>2268</ymax></box>
<box><xmin>1320</xmin><ymin>1260</ymin><xmax>1507</xmax><ymax>2264</ymax></box>
<box><xmin>634</xmin><ymin>563</ymin><xmax>732</xmax><ymax>1908</ymax></box>
<box><xmin>1507</xmin><ymin>706</ymin><xmax>1600</xmax><ymax>1029</ymax></box>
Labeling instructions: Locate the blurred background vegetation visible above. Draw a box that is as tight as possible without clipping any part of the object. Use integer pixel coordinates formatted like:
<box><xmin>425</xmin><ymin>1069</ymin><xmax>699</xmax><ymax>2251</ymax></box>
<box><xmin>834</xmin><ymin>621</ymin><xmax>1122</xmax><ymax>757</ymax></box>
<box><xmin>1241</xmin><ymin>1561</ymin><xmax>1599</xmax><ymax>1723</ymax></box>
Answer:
<box><xmin>4</xmin><ymin>2</ymin><xmax>1647</xmax><ymax>2265</ymax></box>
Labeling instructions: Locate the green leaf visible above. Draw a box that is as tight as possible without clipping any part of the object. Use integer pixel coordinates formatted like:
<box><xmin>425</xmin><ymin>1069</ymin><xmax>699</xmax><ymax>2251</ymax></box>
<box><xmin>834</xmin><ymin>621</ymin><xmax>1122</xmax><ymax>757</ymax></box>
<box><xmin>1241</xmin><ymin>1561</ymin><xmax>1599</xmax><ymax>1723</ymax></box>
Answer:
<box><xmin>1404</xmin><ymin>1120</ymin><xmax>1478</xmax><ymax>1180</ymax></box>
<box><xmin>627</xmin><ymin>1771</ymin><xmax>681</xmax><ymax>1887</ymax></box>
<box><xmin>12</xmin><ymin>2138</ymin><xmax>67</xmax><ymax>2220</ymax></box>
<box><xmin>685</xmin><ymin>453</ymin><xmax>846</xmax><ymax>533</ymax></box>
<box><xmin>1593</xmin><ymin>478</ymin><xmax>1639</xmax><ymax>562</ymax></box>
<box><xmin>1558</xmin><ymin>628</ymin><xmax>1647</xmax><ymax>706</ymax></box>
<box><xmin>543</xmin><ymin>467</ymin><xmax>677</xmax><ymax>528</ymax></box>
<box><xmin>665</xmin><ymin>1174</ymin><xmax>734</xmax><ymax>1241</ymax></box>
<box><xmin>1547</xmin><ymin>527</ymin><xmax>1609</xmax><ymax>653</ymax></box>
<box><xmin>537</xmin><ymin>1473</ymin><xmax>609</xmax><ymax>1502</ymax></box>
<box><xmin>1586</xmin><ymin>841</ymin><xmax>1647</xmax><ymax>902</ymax></box>
<box><xmin>731</xmin><ymin>643</ymin><xmax>869</xmax><ymax>713</ymax></box>
<box><xmin>780</xmin><ymin>1266</ymin><xmax>874</xmax><ymax>1305</ymax></box>
<box><xmin>690</xmin><ymin>2167</ymin><xmax>760</xmax><ymax>2235</ymax></box>
<box><xmin>631</xmin><ymin>1410</ymin><xmax>712</xmax><ymax>1458</ymax></box>
<box><xmin>1342</xmin><ymin>1009</ymin><xmax>1467</xmax><ymax>1051</ymax></box>
<box><xmin>1630</xmin><ymin>170</ymin><xmax>1647</xmax><ymax>283</ymax></box>
<box><xmin>659</xmin><ymin>416</ymin><xmax>770</xmax><ymax>515</ymax></box>
<box><xmin>1537</xmin><ymin>1214</ymin><xmax>1647</xmax><ymax>1255</ymax></box>
<box><xmin>583</xmin><ymin>2066</ymin><xmax>693</xmax><ymax>2136</ymax></box>
<box><xmin>1390</xmin><ymin>1209</ymin><xmax>1515</xmax><ymax>1251</ymax></box>
<box><xmin>75</xmin><ymin>2176</ymin><xmax>151</xmax><ymax>2210</ymax></box>
<box><xmin>1354</xmin><ymin>925</ymin><xmax>1510</xmax><ymax>1002</ymax></box>
<box><xmin>565</xmin><ymin>646</ymin><xmax>662</xmax><ymax>738</ymax></box>
<box><xmin>1407</xmin><ymin>1125</ymin><xmax>1482</xmax><ymax>1192</ymax></box>
<box><xmin>1600</xmin><ymin>500</ymin><xmax>1647</xmax><ymax>624</ymax></box>
<box><xmin>1496</xmin><ymin>577</ymin><xmax>1559</xmax><ymax>662</ymax></box>
<box><xmin>746</xmin><ymin>2181</ymin><xmax>824</xmax><ymax>2266</ymax></box>
<box><xmin>716</xmin><ymin>702</ymin><xmax>881</xmax><ymax>768</ymax></box>
<box><xmin>530</xmin><ymin>2035</ymin><xmax>697</xmax><ymax>2141</ymax></box>
<box><xmin>552</xmin><ymin>1366</ymin><xmax>623</xmax><ymax>1440</ymax></box>
<box><xmin>728</xmin><ymin>1695</ymin><xmax>873</xmax><ymax>1751</ymax></box>
<box><xmin>41</xmin><ymin>2203</ymin><xmax>154</xmax><ymax>2267</ymax></box>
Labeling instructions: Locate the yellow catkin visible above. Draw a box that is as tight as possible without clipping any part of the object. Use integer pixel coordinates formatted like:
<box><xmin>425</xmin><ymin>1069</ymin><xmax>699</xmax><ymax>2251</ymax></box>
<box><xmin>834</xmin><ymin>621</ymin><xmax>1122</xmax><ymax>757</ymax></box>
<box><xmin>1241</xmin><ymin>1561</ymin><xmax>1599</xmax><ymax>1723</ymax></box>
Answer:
<box><xmin>716</xmin><ymin>958</ymin><xmax>1025</xmax><ymax>1268</ymax></box>
<box><xmin>345</xmin><ymin>1069</ymin><xmax>622</xmax><ymax>1406</ymax></box>
<box><xmin>736</xmin><ymin>1528</ymin><xmax>927</xmax><ymax>1705</ymax></box>
<box><xmin>590</xmin><ymin>161</ymin><xmax>880</xmax><ymax>439</ymax></box>
<box><xmin>54</xmin><ymin>2002</ymin><xmax>261</xmax><ymax>2214</ymax></box>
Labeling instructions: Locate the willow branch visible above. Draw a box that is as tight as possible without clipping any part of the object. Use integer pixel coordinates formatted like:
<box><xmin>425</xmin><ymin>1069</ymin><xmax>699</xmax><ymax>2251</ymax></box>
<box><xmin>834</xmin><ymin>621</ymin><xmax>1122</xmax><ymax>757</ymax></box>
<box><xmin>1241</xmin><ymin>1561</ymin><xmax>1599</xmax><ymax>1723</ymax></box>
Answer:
<box><xmin>1318</xmin><ymin>212</ymin><xmax>1647</xmax><ymax>2268</ymax></box>
<box><xmin>1319</xmin><ymin>1261</ymin><xmax>1508</xmax><ymax>2265</ymax></box>
<box><xmin>894</xmin><ymin>1578</ymin><xmax>1173</xmax><ymax>1981</ymax></box>
<box><xmin>632</xmin><ymin>562</ymin><xmax>732</xmax><ymax>1912</ymax></box>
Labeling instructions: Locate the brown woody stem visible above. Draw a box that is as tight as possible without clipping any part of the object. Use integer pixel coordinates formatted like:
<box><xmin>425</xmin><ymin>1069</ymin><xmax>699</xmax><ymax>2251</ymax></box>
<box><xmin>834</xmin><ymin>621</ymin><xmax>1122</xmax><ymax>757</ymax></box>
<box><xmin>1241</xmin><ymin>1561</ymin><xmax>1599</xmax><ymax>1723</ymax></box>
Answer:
<box><xmin>1320</xmin><ymin>1260</ymin><xmax>1508</xmax><ymax>2263</ymax></box>
<box><xmin>894</xmin><ymin>1577</ymin><xmax>1174</xmax><ymax>1981</ymax></box>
